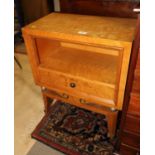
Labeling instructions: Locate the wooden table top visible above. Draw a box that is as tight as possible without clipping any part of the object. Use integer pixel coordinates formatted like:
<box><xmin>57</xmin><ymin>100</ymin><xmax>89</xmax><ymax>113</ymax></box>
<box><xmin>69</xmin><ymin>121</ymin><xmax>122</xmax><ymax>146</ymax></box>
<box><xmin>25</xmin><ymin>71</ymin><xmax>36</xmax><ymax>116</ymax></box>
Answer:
<box><xmin>23</xmin><ymin>13</ymin><xmax>137</xmax><ymax>44</ymax></box>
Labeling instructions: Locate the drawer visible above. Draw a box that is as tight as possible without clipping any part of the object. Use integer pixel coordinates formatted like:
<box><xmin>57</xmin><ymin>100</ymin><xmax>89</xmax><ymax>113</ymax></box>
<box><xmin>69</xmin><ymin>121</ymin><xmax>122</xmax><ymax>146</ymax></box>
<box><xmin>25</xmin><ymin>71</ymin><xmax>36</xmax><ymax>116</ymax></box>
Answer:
<box><xmin>124</xmin><ymin>114</ymin><xmax>140</xmax><ymax>134</ymax></box>
<box><xmin>127</xmin><ymin>93</ymin><xmax>140</xmax><ymax>117</ymax></box>
<box><xmin>121</xmin><ymin>131</ymin><xmax>140</xmax><ymax>148</ymax></box>
<box><xmin>42</xmin><ymin>88</ymin><xmax>114</xmax><ymax>115</ymax></box>
<box><xmin>120</xmin><ymin>143</ymin><xmax>140</xmax><ymax>155</ymax></box>
<box><xmin>38</xmin><ymin>67</ymin><xmax>115</xmax><ymax>107</ymax></box>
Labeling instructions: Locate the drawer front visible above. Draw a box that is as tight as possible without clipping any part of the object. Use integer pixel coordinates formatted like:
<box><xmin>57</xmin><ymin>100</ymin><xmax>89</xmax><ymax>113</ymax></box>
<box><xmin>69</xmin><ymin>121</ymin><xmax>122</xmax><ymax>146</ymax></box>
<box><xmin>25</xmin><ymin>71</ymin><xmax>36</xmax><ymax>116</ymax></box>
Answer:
<box><xmin>120</xmin><ymin>143</ymin><xmax>140</xmax><ymax>155</ymax></box>
<box><xmin>38</xmin><ymin>68</ymin><xmax>115</xmax><ymax>107</ymax></box>
<box><xmin>42</xmin><ymin>89</ymin><xmax>113</xmax><ymax>115</ymax></box>
<box><xmin>121</xmin><ymin>131</ymin><xmax>140</xmax><ymax>148</ymax></box>
<box><xmin>124</xmin><ymin>115</ymin><xmax>140</xmax><ymax>134</ymax></box>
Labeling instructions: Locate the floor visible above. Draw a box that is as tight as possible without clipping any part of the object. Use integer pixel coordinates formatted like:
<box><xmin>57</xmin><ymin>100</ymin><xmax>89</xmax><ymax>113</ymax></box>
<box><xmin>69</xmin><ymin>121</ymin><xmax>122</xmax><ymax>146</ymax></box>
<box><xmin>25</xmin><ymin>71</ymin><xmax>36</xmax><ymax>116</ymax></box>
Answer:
<box><xmin>15</xmin><ymin>42</ymin><xmax>26</xmax><ymax>54</ymax></box>
<box><xmin>14</xmin><ymin>53</ymin><xmax>64</xmax><ymax>155</ymax></box>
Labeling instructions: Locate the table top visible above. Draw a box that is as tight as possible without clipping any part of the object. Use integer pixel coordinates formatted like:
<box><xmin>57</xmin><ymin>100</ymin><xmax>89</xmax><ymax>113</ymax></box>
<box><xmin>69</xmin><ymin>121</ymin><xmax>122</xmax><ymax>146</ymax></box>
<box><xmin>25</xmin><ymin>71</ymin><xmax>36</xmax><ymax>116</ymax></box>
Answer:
<box><xmin>23</xmin><ymin>13</ymin><xmax>137</xmax><ymax>44</ymax></box>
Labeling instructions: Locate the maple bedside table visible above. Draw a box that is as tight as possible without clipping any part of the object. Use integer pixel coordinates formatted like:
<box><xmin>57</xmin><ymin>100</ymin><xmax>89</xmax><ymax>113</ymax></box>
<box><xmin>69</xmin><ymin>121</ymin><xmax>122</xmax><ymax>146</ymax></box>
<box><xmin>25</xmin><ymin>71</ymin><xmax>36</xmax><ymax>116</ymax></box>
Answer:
<box><xmin>22</xmin><ymin>13</ymin><xmax>137</xmax><ymax>138</ymax></box>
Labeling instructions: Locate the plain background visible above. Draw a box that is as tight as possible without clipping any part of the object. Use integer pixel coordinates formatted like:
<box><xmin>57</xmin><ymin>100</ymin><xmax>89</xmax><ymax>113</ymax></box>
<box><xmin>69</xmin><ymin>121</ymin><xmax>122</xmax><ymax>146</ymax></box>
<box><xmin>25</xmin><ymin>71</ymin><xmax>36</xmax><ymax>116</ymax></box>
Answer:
<box><xmin>0</xmin><ymin>0</ymin><xmax>154</xmax><ymax>155</ymax></box>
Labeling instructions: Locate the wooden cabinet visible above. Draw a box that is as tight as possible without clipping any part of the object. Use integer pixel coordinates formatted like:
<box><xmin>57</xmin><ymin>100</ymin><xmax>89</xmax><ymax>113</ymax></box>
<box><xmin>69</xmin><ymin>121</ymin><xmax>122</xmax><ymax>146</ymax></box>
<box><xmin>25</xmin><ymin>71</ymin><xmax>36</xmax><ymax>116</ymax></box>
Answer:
<box><xmin>22</xmin><ymin>13</ymin><xmax>137</xmax><ymax>139</ymax></box>
<box><xmin>22</xmin><ymin>13</ymin><xmax>136</xmax><ymax>112</ymax></box>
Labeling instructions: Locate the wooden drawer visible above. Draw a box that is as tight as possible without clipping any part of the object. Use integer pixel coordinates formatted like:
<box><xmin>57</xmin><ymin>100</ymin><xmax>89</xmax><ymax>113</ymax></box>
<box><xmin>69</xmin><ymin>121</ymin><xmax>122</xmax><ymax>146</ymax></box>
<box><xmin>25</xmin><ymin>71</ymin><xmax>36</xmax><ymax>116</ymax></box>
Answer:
<box><xmin>120</xmin><ymin>143</ymin><xmax>140</xmax><ymax>155</ymax></box>
<box><xmin>121</xmin><ymin>131</ymin><xmax>140</xmax><ymax>148</ymax></box>
<box><xmin>124</xmin><ymin>114</ymin><xmax>140</xmax><ymax>134</ymax></box>
<box><xmin>38</xmin><ymin>67</ymin><xmax>115</xmax><ymax>107</ymax></box>
<box><xmin>42</xmin><ymin>88</ymin><xmax>114</xmax><ymax>115</ymax></box>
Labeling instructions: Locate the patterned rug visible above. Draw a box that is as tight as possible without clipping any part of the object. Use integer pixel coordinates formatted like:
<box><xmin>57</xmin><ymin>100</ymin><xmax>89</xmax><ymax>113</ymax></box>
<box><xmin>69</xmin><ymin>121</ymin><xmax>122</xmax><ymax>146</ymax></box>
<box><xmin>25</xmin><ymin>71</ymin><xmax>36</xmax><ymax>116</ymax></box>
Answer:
<box><xmin>32</xmin><ymin>102</ymin><xmax>115</xmax><ymax>155</ymax></box>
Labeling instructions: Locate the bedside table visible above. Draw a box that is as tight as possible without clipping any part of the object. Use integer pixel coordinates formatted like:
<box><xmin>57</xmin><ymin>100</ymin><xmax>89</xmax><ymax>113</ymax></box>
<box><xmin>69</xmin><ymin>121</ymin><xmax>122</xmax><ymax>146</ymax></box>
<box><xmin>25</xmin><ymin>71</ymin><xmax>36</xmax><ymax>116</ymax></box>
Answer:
<box><xmin>22</xmin><ymin>13</ymin><xmax>137</xmax><ymax>138</ymax></box>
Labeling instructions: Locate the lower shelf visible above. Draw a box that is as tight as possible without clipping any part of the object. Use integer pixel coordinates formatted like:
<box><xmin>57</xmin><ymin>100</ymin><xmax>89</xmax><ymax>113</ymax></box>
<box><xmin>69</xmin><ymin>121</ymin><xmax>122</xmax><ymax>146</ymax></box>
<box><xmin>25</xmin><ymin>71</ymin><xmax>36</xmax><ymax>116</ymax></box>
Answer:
<box><xmin>32</xmin><ymin>101</ymin><xmax>115</xmax><ymax>155</ymax></box>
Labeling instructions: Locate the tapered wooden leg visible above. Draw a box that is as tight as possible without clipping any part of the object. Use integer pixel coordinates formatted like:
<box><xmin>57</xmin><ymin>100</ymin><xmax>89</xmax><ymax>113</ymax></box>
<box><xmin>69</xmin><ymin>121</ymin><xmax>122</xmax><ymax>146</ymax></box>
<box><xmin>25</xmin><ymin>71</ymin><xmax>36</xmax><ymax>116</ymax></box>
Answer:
<box><xmin>106</xmin><ymin>110</ymin><xmax>118</xmax><ymax>139</ymax></box>
<box><xmin>42</xmin><ymin>90</ymin><xmax>53</xmax><ymax>114</ymax></box>
<box><xmin>42</xmin><ymin>95</ymin><xmax>49</xmax><ymax>114</ymax></box>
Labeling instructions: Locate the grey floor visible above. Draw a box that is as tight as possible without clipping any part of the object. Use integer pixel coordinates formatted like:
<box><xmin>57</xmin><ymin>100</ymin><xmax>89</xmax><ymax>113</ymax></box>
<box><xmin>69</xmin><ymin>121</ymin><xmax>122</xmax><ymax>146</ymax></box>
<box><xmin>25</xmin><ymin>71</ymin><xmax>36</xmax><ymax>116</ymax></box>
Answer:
<box><xmin>27</xmin><ymin>142</ymin><xmax>65</xmax><ymax>155</ymax></box>
<box><xmin>15</xmin><ymin>53</ymin><xmax>63</xmax><ymax>155</ymax></box>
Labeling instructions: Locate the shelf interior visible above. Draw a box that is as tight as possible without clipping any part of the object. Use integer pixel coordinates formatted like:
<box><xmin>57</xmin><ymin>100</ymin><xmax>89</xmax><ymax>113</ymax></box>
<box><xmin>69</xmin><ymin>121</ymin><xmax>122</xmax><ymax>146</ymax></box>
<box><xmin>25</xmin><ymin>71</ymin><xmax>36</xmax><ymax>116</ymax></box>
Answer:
<box><xmin>36</xmin><ymin>38</ymin><xmax>120</xmax><ymax>86</ymax></box>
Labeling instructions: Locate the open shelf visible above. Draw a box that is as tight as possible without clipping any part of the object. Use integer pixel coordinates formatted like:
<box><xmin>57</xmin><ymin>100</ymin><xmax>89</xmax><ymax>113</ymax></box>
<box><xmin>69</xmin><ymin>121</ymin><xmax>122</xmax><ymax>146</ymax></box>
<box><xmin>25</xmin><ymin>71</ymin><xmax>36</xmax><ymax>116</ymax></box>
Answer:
<box><xmin>36</xmin><ymin>38</ymin><xmax>120</xmax><ymax>86</ymax></box>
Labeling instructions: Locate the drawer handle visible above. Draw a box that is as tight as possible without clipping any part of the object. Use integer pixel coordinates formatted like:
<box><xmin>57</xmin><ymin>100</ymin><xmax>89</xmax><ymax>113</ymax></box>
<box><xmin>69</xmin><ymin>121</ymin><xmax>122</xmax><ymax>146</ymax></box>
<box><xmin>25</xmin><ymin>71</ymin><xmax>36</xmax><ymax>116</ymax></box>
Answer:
<box><xmin>54</xmin><ymin>91</ymin><xmax>69</xmax><ymax>99</ymax></box>
<box><xmin>79</xmin><ymin>99</ymin><xmax>87</xmax><ymax>104</ymax></box>
<box><xmin>79</xmin><ymin>99</ymin><xmax>94</xmax><ymax>106</ymax></box>
<box><xmin>79</xmin><ymin>99</ymin><xmax>105</xmax><ymax>109</ymax></box>
<box><xmin>70</xmin><ymin>82</ymin><xmax>76</xmax><ymax>88</ymax></box>
<box><xmin>60</xmin><ymin>93</ymin><xmax>69</xmax><ymax>99</ymax></box>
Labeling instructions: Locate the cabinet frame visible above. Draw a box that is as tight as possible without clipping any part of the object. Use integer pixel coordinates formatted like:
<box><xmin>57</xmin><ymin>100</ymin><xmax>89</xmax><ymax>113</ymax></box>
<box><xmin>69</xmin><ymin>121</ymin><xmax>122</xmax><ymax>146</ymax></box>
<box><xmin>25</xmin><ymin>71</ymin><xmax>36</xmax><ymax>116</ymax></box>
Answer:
<box><xmin>23</xmin><ymin>32</ymin><xmax>132</xmax><ymax>110</ymax></box>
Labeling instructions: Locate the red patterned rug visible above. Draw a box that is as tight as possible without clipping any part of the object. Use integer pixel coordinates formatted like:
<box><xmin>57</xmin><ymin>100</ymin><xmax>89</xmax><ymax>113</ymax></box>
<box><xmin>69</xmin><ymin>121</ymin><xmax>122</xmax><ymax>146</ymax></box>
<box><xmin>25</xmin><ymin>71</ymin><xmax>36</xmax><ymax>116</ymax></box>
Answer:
<box><xmin>32</xmin><ymin>102</ymin><xmax>115</xmax><ymax>155</ymax></box>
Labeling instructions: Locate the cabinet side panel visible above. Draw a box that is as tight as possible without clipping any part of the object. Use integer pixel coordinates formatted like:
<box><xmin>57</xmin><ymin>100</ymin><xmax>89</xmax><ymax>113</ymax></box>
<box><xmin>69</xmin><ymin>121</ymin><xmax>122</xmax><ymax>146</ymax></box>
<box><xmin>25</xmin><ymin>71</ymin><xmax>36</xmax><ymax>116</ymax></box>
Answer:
<box><xmin>22</xmin><ymin>33</ymin><xmax>40</xmax><ymax>84</ymax></box>
<box><xmin>117</xmin><ymin>43</ymin><xmax>132</xmax><ymax>110</ymax></box>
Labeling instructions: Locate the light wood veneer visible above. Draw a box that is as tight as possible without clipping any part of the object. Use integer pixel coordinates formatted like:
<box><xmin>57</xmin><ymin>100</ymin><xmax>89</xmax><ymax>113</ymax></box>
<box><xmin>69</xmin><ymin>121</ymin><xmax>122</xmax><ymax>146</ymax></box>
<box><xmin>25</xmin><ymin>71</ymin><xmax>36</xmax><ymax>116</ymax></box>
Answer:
<box><xmin>23</xmin><ymin>13</ymin><xmax>136</xmax><ymax>111</ymax></box>
<box><xmin>22</xmin><ymin>13</ymin><xmax>137</xmax><ymax>138</ymax></box>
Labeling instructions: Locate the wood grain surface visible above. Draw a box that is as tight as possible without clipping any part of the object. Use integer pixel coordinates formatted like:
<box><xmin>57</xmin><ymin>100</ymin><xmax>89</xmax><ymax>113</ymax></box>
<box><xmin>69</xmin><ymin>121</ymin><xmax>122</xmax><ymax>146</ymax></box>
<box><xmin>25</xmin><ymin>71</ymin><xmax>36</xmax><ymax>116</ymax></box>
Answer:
<box><xmin>22</xmin><ymin>13</ymin><xmax>137</xmax><ymax>110</ymax></box>
<box><xmin>23</xmin><ymin>13</ymin><xmax>136</xmax><ymax>43</ymax></box>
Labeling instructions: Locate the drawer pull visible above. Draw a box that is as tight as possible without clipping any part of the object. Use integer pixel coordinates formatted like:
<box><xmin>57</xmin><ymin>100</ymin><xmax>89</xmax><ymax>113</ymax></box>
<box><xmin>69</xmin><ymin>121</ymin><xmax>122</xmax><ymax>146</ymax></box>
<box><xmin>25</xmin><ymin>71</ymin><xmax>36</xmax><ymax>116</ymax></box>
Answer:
<box><xmin>60</xmin><ymin>93</ymin><xmax>69</xmax><ymax>99</ymax></box>
<box><xmin>79</xmin><ymin>99</ymin><xmax>94</xmax><ymax>106</ymax></box>
<box><xmin>70</xmin><ymin>82</ymin><xmax>76</xmax><ymax>88</ymax></box>
<box><xmin>79</xmin><ymin>99</ymin><xmax>106</xmax><ymax>109</ymax></box>
<box><xmin>79</xmin><ymin>99</ymin><xmax>87</xmax><ymax>104</ymax></box>
<box><xmin>54</xmin><ymin>91</ymin><xmax>69</xmax><ymax>99</ymax></box>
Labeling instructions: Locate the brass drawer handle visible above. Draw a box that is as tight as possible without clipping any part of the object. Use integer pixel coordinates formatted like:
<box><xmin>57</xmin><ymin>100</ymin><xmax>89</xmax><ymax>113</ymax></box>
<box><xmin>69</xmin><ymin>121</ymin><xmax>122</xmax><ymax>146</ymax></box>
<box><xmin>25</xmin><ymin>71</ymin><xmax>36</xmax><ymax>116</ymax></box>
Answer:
<box><xmin>79</xmin><ymin>99</ymin><xmax>87</xmax><ymax>104</ymax></box>
<box><xmin>60</xmin><ymin>93</ymin><xmax>69</xmax><ymax>99</ymax></box>
<box><xmin>70</xmin><ymin>82</ymin><xmax>76</xmax><ymax>88</ymax></box>
<box><xmin>79</xmin><ymin>99</ymin><xmax>94</xmax><ymax>106</ymax></box>
<box><xmin>54</xmin><ymin>91</ymin><xmax>69</xmax><ymax>99</ymax></box>
<box><xmin>79</xmin><ymin>99</ymin><xmax>105</xmax><ymax>109</ymax></box>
